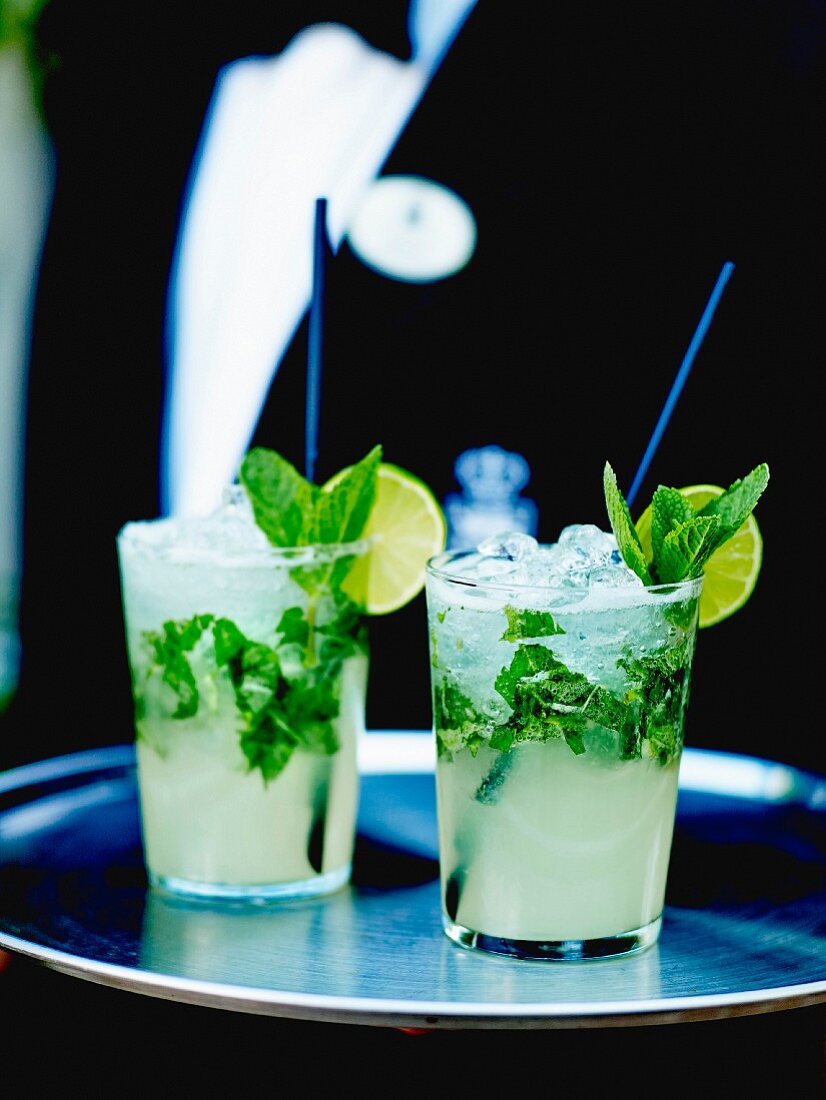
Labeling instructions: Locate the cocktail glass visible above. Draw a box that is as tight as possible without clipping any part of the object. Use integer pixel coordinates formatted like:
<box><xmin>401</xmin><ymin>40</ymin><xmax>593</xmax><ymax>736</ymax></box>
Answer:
<box><xmin>117</xmin><ymin>487</ymin><xmax>369</xmax><ymax>901</ymax></box>
<box><xmin>425</xmin><ymin>532</ymin><xmax>702</xmax><ymax>960</ymax></box>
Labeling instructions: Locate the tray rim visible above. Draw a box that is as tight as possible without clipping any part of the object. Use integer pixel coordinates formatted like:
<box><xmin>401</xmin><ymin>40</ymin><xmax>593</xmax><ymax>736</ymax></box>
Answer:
<box><xmin>2</xmin><ymin>927</ymin><xmax>826</xmax><ymax>1029</ymax></box>
<box><xmin>1</xmin><ymin>735</ymin><xmax>825</xmax><ymax>1029</ymax></box>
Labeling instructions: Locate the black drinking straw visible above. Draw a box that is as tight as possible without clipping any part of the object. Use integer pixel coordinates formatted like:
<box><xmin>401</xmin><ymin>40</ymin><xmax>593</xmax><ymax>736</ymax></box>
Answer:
<box><xmin>305</xmin><ymin>197</ymin><xmax>330</xmax><ymax>483</ymax></box>
<box><xmin>626</xmin><ymin>261</ymin><xmax>735</xmax><ymax>508</ymax></box>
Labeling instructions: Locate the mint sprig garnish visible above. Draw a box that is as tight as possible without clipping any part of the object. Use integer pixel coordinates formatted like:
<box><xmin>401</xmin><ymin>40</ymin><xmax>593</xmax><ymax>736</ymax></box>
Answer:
<box><xmin>651</xmin><ymin>486</ymin><xmax>693</xmax><ymax>565</ymax></box>
<box><xmin>603</xmin><ymin>463</ymin><xmax>652</xmax><ymax>584</ymax></box>
<box><xmin>239</xmin><ymin>449</ymin><xmax>316</xmax><ymax>547</ymax></box>
<box><xmin>239</xmin><ymin>445</ymin><xmax>381</xmax><ymax>548</ymax></box>
<box><xmin>313</xmin><ymin>445</ymin><xmax>381</xmax><ymax>544</ymax></box>
<box><xmin>695</xmin><ymin>463</ymin><xmax>770</xmax><ymax>542</ymax></box>
<box><xmin>658</xmin><ymin>514</ymin><xmax>722</xmax><ymax>582</ymax></box>
<box><xmin>604</xmin><ymin>461</ymin><xmax>769</xmax><ymax>585</ymax></box>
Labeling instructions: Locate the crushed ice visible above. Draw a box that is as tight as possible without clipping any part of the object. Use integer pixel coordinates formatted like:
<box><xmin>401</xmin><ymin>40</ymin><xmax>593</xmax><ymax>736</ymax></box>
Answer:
<box><xmin>472</xmin><ymin>525</ymin><xmax>643</xmax><ymax>590</ymax></box>
<box><xmin>478</xmin><ymin>532</ymin><xmax>539</xmax><ymax>561</ymax></box>
<box><xmin>121</xmin><ymin>481</ymin><xmax>273</xmax><ymax>559</ymax></box>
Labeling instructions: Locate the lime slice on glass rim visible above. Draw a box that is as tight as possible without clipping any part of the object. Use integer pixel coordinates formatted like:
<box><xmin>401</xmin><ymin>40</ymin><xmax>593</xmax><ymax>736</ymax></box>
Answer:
<box><xmin>635</xmin><ymin>484</ymin><xmax>763</xmax><ymax>628</ymax></box>
<box><xmin>324</xmin><ymin>463</ymin><xmax>446</xmax><ymax>615</ymax></box>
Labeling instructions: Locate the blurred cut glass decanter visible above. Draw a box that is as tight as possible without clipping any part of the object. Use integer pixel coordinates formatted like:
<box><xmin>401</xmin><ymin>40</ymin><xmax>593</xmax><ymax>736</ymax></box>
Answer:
<box><xmin>443</xmin><ymin>445</ymin><xmax>538</xmax><ymax>549</ymax></box>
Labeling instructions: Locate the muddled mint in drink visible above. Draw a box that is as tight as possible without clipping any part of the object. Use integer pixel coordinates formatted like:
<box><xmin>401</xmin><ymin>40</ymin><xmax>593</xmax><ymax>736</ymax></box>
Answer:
<box><xmin>429</xmin><ymin>525</ymin><xmax>699</xmax><ymax>774</ymax></box>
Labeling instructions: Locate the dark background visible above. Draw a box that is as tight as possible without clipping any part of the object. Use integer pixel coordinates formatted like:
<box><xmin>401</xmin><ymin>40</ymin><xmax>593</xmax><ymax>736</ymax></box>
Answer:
<box><xmin>1</xmin><ymin>2</ymin><xmax>824</xmax><ymax>1084</ymax></box>
<box><xmin>3</xmin><ymin>0</ymin><xmax>825</xmax><ymax>783</ymax></box>
<box><xmin>1</xmin><ymin>958</ymin><xmax>824</xmax><ymax>1095</ymax></box>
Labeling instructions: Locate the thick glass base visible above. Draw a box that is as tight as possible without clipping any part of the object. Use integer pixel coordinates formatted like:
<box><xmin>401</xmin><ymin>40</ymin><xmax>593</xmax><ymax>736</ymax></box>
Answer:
<box><xmin>443</xmin><ymin>914</ymin><xmax>662</xmax><ymax>961</ymax></box>
<box><xmin>149</xmin><ymin>864</ymin><xmax>351</xmax><ymax>903</ymax></box>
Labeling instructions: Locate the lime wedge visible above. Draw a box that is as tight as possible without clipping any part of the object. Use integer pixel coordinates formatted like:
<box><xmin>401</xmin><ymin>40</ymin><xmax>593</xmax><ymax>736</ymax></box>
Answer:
<box><xmin>326</xmin><ymin>463</ymin><xmax>446</xmax><ymax>615</ymax></box>
<box><xmin>635</xmin><ymin>484</ymin><xmax>763</xmax><ymax>628</ymax></box>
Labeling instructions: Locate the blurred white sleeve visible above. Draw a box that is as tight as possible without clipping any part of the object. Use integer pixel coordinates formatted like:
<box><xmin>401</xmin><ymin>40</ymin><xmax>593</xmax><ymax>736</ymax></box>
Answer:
<box><xmin>162</xmin><ymin>22</ymin><xmax>446</xmax><ymax>516</ymax></box>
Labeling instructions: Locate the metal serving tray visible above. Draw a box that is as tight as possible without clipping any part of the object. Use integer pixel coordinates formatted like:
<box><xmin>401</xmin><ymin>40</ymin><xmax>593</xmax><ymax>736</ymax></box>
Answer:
<box><xmin>0</xmin><ymin>733</ymin><xmax>824</xmax><ymax>1029</ymax></box>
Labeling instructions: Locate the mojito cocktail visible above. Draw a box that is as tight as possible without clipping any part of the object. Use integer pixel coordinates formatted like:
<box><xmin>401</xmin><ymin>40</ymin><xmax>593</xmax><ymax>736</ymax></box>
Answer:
<box><xmin>426</xmin><ymin>459</ymin><xmax>769</xmax><ymax>960</ymax></box>
<box><xmin>427</xmin><ymin>526</ymin><xmax>701</xmax><ymax>959</ymax></box>
<box><xmin>118</xmin><ymin>487</ymin><xmax>369</xmax><ymax>901</ymax></box>
<box><xmin>118</xmin><ymin>443</ymin><xmax>447</xmax><ymax>902</ymax></box>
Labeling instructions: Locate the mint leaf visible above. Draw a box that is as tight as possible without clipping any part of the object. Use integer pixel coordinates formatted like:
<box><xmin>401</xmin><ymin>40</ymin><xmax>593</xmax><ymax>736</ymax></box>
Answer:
<box><xmin>276</xmin><ymin>607</ymin><xmax>309</xmax><ymax>649</ymax></box>
<box><xmin>317</xmin><ymin>592</ymin><xmax>369</xmax><ymax>664</ymax></box>
<box><xmin>609</xmin><ymin>461</ymin><xmax>768</xmax><ymax>587</ymax></box>
<box><xmin>619</xmin><ymin>639</ymin><xmax>693</xmax><ymax>763</ymax></box>
<box><xmin>438</xmin><ymin>634</ymin><xmax>695</xmax><ymax>806</ymax></box>
<box><xmin>282</xmin><ymin>674</ymin><xmax>340</xmax><ymax>755</ymax></box>
<box><xmin>138</xmin><ymin>601</ymin><xmax>361</xmax><ymax>782</ymax></box>
<box><xmin>215</xmin><ymin>616</ymin><xmax>341</xmax><ymax>781</ymax></box>
<box><xmin>214</xmin><ymin>620</ymin><xmax>283</xmax><ymax>718</ymax></box>
<box><xmin>604</xmin><ymin>462</ymin><xmax>652</xmax><ymax>583</ymax></box>
<box><xmin>213</xmin><ymin>617</ymin><xmax>246</xmax><ymax>665</ymax></box>
<box><xmin>493</xmin><ymin>644</ymin><xmax>628</xmax><ymax>760</ymax></box>
<box><xmin>239</xmin><ymin>448</ymin><xmax>317</xmax><ymax>547</ymax></box>
<box><xmin>494</xmin><ymin>641</ymin><xmax>692</xmax><ymax>765</ymax></box>
<box><xmin>143</xmin><ymin>614</ymin><xmax>213</xmax><ymax>719</ymax></box>
<box><xmin>494</xmin><ymin>643</ymin><xmax>559</xmax><ymax>706</ymax></box>
<box><xmin>696</xmin><ymin>462</ymin><xmax>770</xmax><ymax>545</ymax></box>
<box><xmin>238</xmin><ymin>444</ymin><xmax>385</xmax><ymax>551</ymax></box>
<box><xmin>315</xmin><ymin>445</ymin><xmax>382</xmax><ymax>543</ymax></box>
<box><xmin>501</xmin><ymin>606</ymin><xmax>565</xmax><ymax>642</ymax></box>
<box><xmin>647</xmin><ymin>722</ymin><xmax>680</xmax><ymax>763</ymax></box>
<box><xmin>658</xmin><ymin>515</ymin><xmax>722</xmax><ymax>582</ymax></box>
<box><xmin>433</xmin><ymin>676</ymin><xmax>489</xmax><ymax>759</ymax></box>
<box><xmin>650</xmin><ymin>486</ymin><xmax>694</xmax><ymax>578</ymax></box>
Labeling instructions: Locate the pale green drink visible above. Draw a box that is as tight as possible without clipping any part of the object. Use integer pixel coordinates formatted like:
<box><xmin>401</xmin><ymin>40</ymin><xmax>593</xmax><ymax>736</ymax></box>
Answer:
<box><xmin>426</xmin><ymin>527</ymin><xmax>702</xmax><ymax>960</ymax></box>
<box><xmin>117</xmin><ymin>487</ymin><xmax>369</xmax><ymax>901</ymax></box>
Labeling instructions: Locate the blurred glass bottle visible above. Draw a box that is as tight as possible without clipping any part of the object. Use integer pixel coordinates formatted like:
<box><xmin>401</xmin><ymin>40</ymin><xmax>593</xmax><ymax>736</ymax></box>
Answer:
<box><xmin>443</xmin><ymin>445</ymin><xmax>538</xmax><ymax>550</ymax></box>
<box><xmin>0</xmin><ymin>2</ymin><xmax>55</xmax><ymax>710</ymax></box>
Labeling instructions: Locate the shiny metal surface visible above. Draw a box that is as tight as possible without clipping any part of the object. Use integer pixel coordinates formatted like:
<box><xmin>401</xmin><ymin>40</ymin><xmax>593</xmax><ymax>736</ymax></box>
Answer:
<box><xmin>1</xmin><ymin>735</ymin><xmax>824</xmax><ymax>1029</ymax></box>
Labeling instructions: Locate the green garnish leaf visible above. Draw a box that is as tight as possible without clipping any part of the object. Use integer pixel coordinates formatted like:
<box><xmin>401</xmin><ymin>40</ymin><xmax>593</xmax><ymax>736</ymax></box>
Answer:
<box><xmin>619</xmin><ymin>638</ymin><xmax>693</xmax><ymax>763</ymax></box>
<box><xmin>695</xmin><ymin>462</ymin><xmax>770</xmax><ymax>544</ymax></box>
<box><xmin>489</xmin><ymin>725</ymin><xmax>515</xmax><ymax>753</ymax></box>
<box><xmin>240</xmin><ymin>448</ymin><xmax>317</xmax><ymax>547</ymax></box>
<box><xmin>213</xmin><ymin>616</ymin><xmax>246</xmax><ymax>666</ymax></box>
<box><xmin>563</xmin><ymin>727</ymin><xmax>587</xmax><ymax>755</ymax></box>
<box><xmin>315</xmin><ymin>445</ymin><xmax>382</xmax><ymax>543</ymax></box>
<box><xmin>239</xmin><ymin>444</ymin><xmax>383</xmax><ymax>551</ymax></box>
<box><xmin>658</xmin><ymin>515</ymin><xmax>722</xmax><ymax>582</ymax></box>
<box><xmin>316</xmin><ymin>590</ymin><xmax>370</xmax><ymax>669</ymax></box>
<box><xmin>603</xmin><ymin>462</ymin><xmax>652</xmax><ymax>584</ymax></box>
<box><xmin>650</xmin><ymin>486</ymin><xmax>694</xmax><ymax>572</ymax></box>
<box><xmin>607</xmin><ymin>459</ymin><xmax>768</xmax><ymax>587</ymax></box>
<box><xmin>500</xmin><ymin>606</ymin><xmax>565</xmax><ymax>642</ymax></box>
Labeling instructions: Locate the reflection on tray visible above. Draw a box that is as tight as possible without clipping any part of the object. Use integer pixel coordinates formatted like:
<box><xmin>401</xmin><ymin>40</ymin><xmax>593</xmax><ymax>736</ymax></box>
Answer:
<box><xmin>0</xmin><ymin>743</ymin><xmax>824</xmax><ymax>1022</ymax></box>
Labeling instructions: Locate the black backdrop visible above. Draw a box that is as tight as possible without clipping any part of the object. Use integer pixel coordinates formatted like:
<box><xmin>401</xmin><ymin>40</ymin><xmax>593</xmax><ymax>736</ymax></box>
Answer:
<box><xmin>5</xmin><ymin>1</ymin><xmax>825</xmax><ymax>778</ymax></box>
